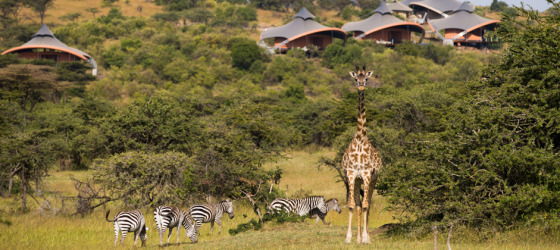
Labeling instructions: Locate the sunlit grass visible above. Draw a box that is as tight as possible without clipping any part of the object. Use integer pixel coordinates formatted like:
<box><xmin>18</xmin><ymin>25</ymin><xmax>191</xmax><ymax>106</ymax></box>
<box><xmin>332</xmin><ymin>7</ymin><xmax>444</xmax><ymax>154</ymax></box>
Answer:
<box><xmin>20</xmin><ymin>0</ymin><xmax>164</xmax><ymax>25</ymax></box>
<box><xmin>1</xmin><ymin>149</ymin><xmax>560</xmax><ymax>249</ymax></box>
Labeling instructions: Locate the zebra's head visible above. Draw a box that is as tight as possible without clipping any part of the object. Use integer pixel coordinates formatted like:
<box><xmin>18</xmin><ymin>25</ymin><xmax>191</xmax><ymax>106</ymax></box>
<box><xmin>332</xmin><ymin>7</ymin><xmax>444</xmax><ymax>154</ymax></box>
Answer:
<box><xmin>223</xmin><ymin>199</ymin><xmax>234</xmax><ymax>219</ymax></box>
<box><xmin>330</xmin><ymin>198</ymin><xmax>342</xmax><ymax>214</ymax></box>
<box><xmin>183</xmin><ymin>213</ymin><xmax>198</xmax><ymax>244</ymax></box>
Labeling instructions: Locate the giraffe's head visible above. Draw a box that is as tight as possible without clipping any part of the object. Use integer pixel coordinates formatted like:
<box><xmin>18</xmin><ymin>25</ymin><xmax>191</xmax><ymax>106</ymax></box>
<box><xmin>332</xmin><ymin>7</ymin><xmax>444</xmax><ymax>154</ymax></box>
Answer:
<box><xmin>349</xmin><ymin>65</ymin><xmax>373</xmax><ymax>91</ymax></box>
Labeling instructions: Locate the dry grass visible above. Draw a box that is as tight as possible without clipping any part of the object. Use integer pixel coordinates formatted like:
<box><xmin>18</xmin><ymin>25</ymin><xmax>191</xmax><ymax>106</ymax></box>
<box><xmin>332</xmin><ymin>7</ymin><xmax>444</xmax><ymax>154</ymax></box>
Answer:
<box><xmin>20</xmin><ymin>0</ymin><xmax>164</xmax><ymax>25</ymax></box>
<box><xmin>1</xmin><ymin>149</ymin><xmax>560</xmax><ymax>249</ymax></box>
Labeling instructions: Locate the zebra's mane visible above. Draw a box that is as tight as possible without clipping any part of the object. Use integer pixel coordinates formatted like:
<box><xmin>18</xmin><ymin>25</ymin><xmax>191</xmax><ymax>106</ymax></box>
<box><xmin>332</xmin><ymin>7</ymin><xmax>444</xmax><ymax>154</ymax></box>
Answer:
<box><xmin>325</xmin><ymin>198</ymin><xmax>338</xmax><ymax>203</ymax></box>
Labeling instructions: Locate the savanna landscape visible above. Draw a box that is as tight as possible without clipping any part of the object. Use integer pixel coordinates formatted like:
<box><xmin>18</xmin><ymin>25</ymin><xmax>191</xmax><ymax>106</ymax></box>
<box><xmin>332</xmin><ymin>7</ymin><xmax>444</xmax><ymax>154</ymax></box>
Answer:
<box><xmin>1</xmin><ymin>0</ymin><xmax>560</xmax><ymax>249</ymax></box>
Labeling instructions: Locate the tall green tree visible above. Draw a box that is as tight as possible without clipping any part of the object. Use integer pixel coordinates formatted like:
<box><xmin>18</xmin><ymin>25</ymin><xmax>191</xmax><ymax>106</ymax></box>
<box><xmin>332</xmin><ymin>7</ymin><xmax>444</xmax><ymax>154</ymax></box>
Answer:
<box><xmin>379</xmin><ymin>1</ymin><xmax>560</xmax><ymax>229</ymax></box>
<box><xmin>27</xmin><ymin>0</ymin><xmax>54</xmax><ymax>25</ymax></box>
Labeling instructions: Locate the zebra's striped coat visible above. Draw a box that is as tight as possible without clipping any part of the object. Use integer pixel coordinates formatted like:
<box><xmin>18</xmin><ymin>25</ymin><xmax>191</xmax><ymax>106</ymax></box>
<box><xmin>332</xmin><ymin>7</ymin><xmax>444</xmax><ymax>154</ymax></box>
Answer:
<box><xmin>269</xmin><ymin>196</ymin><xmax>327</xmax><ymax>216</ymax></box>
<box><xmin>105</xmin><ymin>210</ymin><xmax>148</xmax><ymax>246</ymax></box>
<box><xmin>309</xmin><ymin>198</ymin><xmax>342</xmax><ymax>225</ymax></box>
<box><xmin>154</xmin><ymin>205</ymin><xmax>198</xmax><ymax>246</ymax></box>
<box><xmin>188</xmin><ymin>200</ymin><xmax>234</xmax><ymax>235</ymax></box>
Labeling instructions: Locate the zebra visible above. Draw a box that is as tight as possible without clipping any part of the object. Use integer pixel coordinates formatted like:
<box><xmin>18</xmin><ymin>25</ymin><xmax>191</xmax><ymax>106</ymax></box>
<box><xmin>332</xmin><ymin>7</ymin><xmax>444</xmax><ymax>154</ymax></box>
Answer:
<box><xmin>105</xmin><ymin>210</ymin><xmax>148</xmax><ymax>247</ymax></box>
<box><xmin>309</xmin><ymin>198</ymin><xmax>342</xmax><ymax>225</ymax></box>
<box><xmin>188</xmin><ymin>199</ymin><xmax>234</xmax><ymax>235</ymax></box>
<box><xmin>154</xmin><ymin>205</ymin><xmax>198</xmax><ymax>246</ymax></box>
<box><xmin>269</xmin><ymin>196</ymin><xmax>328</xmax><ymax>217</ymax></box>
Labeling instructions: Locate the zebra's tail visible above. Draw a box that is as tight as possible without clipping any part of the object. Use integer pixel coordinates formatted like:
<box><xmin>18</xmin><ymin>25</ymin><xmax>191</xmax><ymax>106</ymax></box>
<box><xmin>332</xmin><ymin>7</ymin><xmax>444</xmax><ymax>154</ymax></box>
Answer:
<box><xmin>105</xmin><ymin>210</ymin><xmax>114</xmax><ymax>222</ymax></box>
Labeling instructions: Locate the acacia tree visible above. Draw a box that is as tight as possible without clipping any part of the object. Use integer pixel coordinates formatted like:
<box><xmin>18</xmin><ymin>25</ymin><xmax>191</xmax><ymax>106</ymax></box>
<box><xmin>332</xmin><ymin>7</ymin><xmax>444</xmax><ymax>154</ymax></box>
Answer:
<box><xmin>27</xmin><ymin>0</ymin><xmax>54</xmax><ymax>25</ymax></box>
<box><xmin>378</xmin><ymin>1</ymin><xmax>560</xmax><ymax>229</ymax></box>
<box><xmin>0</xmin><ymin>65</ymin><xmax>58</xmax><ymax>211</ymax></box>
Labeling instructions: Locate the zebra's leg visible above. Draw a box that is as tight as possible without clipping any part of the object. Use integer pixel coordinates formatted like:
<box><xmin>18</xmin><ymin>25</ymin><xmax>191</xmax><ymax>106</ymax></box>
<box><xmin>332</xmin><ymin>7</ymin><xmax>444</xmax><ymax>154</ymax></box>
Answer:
<box><xmin>346</xmin><ymin>174</ymin><xmax>356</xmax><ymax>244</ymax></box>
<box><xmin>176</xmin><ymin>224</ymin><xmax>181</xmax><ymax>245</ymax></box>
<box><xmin>321</xmin><ymin>215</ymin><xmax>328</xmax><ymax>225</ymax></box>
<box><xmin>120</xmin><ymin>230</ymin><xmax>127</xmax><ymax>246</ymax></box>
<box><xmin>133</xmin><ymin>231</ymin><xmax>139</xmax><ymax>246</ymax></box>
<box><xmin>159</xmin><ymin>226</ymin><xmax>165</xmax><ymax>246</ymax></box>
<box><xmin>210</xmin><ymin>221</ymin><xmax>214</xmax><ymax>235</ymax></box>
<box><xmin>216</xmin><ymin>218</ymin><xmax>223</xmax><ymax>234</ymax></box>
<box><xmin>113</xmin><ymin>223</ymin><xmax>119</xmax><ymax>246</ymax></box>
<box><xmin>167</xmin><ymin>227</ymin><xmax>173</xmax><ymax>245</ymax></box>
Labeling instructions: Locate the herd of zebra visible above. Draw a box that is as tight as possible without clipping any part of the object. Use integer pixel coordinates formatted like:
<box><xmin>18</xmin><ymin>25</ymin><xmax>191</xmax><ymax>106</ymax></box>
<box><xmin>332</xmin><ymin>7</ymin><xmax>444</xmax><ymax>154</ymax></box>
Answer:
<box><xmin>105</xmin><ymin>196</ymin><xmax>341</xmax><ymax>246</ymax></box>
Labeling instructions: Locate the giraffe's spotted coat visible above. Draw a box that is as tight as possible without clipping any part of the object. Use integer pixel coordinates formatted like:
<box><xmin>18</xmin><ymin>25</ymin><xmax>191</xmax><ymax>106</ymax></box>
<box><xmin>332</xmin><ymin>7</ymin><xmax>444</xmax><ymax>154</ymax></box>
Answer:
<box><xmin>343</xmin><ymin>66</ymin><xmax>383</xmax><ymax>244</ymax></box>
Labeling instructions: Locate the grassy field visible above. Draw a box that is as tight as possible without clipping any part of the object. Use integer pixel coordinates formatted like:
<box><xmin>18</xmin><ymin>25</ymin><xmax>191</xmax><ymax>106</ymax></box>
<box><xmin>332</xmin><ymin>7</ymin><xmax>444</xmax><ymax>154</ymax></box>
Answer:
<box><xmin>1</xmin><ymin>149</ymin><xmax>560</xmax><ymax>249</ymax></box>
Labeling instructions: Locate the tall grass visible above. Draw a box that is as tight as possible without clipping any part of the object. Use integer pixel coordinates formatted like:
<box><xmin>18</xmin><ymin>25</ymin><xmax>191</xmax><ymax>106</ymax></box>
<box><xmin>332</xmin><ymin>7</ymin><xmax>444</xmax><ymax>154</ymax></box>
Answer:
<box><xmin>1</xmin><ymin>149</ymin><xmax>560</xmax><ymax>249</ymax></box>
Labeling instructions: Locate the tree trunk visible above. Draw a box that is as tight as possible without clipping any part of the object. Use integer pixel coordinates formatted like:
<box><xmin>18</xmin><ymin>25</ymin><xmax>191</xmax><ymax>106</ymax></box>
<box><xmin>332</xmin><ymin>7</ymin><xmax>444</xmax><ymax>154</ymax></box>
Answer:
<box><xmin>432</xmin><ymin>225</ymin><xmax>438</xmax><ymax>250</ymax></box>
<box><xmin>9</xmin><ymin>164</ymin><xmax>21</xmax><ymax>194</ymax></box>
<box><xmin>21</xmin><ymin>170</ymin><xmax>27</xmax><ymax>212</ymax></box>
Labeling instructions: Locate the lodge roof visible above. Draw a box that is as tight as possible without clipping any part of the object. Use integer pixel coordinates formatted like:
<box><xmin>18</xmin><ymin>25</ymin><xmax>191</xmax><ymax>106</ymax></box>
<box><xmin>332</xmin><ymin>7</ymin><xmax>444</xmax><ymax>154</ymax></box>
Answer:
<box><xmin>260</xmin><ymin>8</ymin><xmax>346</xmax><ymax>45</ymax></box>
<box><xmin>341</xmin><ymin>2</ymin><xmax>424</xmax><ymax>39</ymax></box>
<box><xmin>410</xmin><ymin>0</ymin><xmax>463</xmax><ymax>14</ymax></box>
<box><xmin>428</xmin><ymin>3</ymin><xmax>500</xmax><ymax>39</ymax></box>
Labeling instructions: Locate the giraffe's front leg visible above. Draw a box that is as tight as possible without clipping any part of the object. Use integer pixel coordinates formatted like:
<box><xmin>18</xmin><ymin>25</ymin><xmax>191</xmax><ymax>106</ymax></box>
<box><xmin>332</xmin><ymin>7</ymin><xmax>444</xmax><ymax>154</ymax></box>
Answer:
<box><xmin>346</xmin><ymin>174</ymin><xmax>356</xmax><ymax>244</ymax></box>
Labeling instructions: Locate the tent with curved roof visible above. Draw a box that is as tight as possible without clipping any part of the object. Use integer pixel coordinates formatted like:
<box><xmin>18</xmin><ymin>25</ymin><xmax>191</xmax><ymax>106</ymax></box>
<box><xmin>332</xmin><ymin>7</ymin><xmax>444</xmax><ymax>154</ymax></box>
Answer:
<box><xmin>2</xmin><ymin>24</ymin><xmax>97</xmax><ymax>75</ymax></box>
<box><xmin>260</xmin><ymin>7</ymin><xmax>346</xmax><ymax>51</ymax></box>
<box><xmin>341</xmin><ymin>3</ymin><xmax>425</xmax><ymax>44</ymax></box>
<box><xmin>409</xmin><ymin>0</ymin><xmax>462</xmax><ymax>20</ymax></box>
<box><xmin>428</xmin><ymin>2</ymin><xmax>500</xmax><ymax>45</ymax></box>
<box><xmin>387</xmin><ymin>1</ymin><xmax>413</xmax><ymax>17</ymax></box>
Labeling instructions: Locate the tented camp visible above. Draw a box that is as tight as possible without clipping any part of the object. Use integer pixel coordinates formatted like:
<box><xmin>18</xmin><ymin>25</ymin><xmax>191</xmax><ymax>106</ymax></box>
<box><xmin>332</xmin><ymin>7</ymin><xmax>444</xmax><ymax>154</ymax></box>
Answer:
<box><xmin>341</xmin><ymin>3</ymin><xmax>425</xmax><ymax>45</ymax></box>
<box><xmin>1</xmin><ymin>24</ymin><xmax>98</xmax><ymax>76</ymax></box>
<box><xmin>409</xmin><ymin>0</ymin><xmax>463</xmax><ymax>22</ymax></box>
<box><xmin>428</xmin><ymin>2</ymin><xmax>500</xmax><ymax>46</ymax></box>
<box><xmin>260</xmin><ymin>7</ymin><xmax>346</xmax><ymax>52</ymax></box>
<box><xmin>386</xmin><ymin>1</ymin><xmax>413</xmax><ymax>19</ymax></box>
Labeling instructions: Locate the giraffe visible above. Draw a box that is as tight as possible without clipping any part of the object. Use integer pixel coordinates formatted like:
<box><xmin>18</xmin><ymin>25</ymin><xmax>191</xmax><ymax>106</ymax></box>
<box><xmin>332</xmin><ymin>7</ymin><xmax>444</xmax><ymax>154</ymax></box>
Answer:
<box><xmin>342</xmin><ymin>66</ymin><xmax>382</xmax><ymax>244</ymax></box>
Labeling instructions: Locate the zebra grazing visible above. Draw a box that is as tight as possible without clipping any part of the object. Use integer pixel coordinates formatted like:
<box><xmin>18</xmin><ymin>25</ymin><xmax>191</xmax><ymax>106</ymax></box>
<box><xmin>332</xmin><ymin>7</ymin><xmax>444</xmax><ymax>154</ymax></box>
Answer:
<box><xmin>105</xmin><ymin>210</ymin><xmax>148</xmax><ymax>247</ymax></box>
<box><xmin>154</xmin><ymin>205</ymin><xmax>198</xmax><ymax>246</ymax></box>
<box><xmin>269</xmin><ymin>196</ymin><xmax>328</xmax><ymax>216</ymax></box>
<box><xmin>309</xmin><ymin>198</ymin><xmax>342</xmax><ymax>225</ymax></box>
<box><xmin>188</xmin><ymin>199</ymin><xmax>234</xmax><ymax>235</ymax></box>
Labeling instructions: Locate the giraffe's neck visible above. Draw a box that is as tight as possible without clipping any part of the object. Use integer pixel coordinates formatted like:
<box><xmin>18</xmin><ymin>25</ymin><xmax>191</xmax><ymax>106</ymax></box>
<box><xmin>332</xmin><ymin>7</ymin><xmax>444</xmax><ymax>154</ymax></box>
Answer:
<box><xmin>356</xmin><ymin>89</ymin><xmax>366</xmax><ymax>138</ymax></box>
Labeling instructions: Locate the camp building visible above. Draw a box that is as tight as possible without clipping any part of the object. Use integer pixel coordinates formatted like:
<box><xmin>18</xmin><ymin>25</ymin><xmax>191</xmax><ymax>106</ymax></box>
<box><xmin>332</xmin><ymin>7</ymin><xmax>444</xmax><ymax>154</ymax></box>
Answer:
<box><xmin>259</xmin><ymin>7</ymin><xmax>346</xmax><ymax>51</ymax></box>
<box><xmin>341</xmin><ymin>3</ymin><xmax>425</xmax><ymax>45</ymax></box>
<box><xmin>428</xmin><ymin>2</ymin><xmax>500</xmax><ymax>46</ymax></box>
<box><xmin>408</xmin><ymin>0</ymin><xmax>463</xmax><ymax>22</ymax></box>
<box><xmin>1</xmin><ymin>24</ymin><xmax>97</xmax><ymax>76</ymax></box>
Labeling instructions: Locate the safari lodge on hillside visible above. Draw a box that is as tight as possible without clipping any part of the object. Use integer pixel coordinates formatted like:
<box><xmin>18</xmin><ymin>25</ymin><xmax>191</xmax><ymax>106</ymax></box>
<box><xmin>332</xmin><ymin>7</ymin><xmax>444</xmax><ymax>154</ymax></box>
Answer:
<box><xmin>1</xmin><ymin>24</ymin><xmax>97</xmax><ymax>76</ymax></box>
<box><xmin>428</xmin><ymin>2</ymin><xmax>500</xmax><ymax>47</ymax></box>
<box><xmin>341</xmin><ymin>3</ymin><xmax>425</xmax><ymax>45</ymax></box>
<box><xmin>408</xmin><ymin>0</ymin><xmax>464</xmax><ymax>22</ymax></box>
<box><xmin>259</xmin><ymin>7</ymin><xmax>346</xmax><ymax>52</ymax></box>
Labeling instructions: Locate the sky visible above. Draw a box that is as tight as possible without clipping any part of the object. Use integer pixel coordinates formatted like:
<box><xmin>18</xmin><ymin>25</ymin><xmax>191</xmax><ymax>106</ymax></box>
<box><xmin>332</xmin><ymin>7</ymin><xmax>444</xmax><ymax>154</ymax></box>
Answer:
<box><xmin>467</xmin><ymin>0</ymin><xmax>554</xmax><ymax>12</ymax></box>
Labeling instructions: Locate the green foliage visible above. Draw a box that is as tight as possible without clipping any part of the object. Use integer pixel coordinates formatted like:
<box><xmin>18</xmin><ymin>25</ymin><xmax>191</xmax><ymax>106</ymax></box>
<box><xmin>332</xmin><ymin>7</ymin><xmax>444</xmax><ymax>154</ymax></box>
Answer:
<box><xmin>341</xmin><ymin>6</ymin><xmax>358</xmax><ymax>21</ymax></box>
<box><xmin>92</xmin><ymin>151</ymin><xmax>198</xmax><ymax>206</ymax></box>
<box><xmin>379</xmin><ymin>2</ymin><xmax>560</xmax><ymax>229</ymax></box>
<box><xmin>231</xmin><ymin>38</ymin><xmax>262</xmax><ymax>70</ymax></box>
<box><xmin>228</xmin><ymin>210</ymin><xmax>306</xmax><ymax>236</ymax></box>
